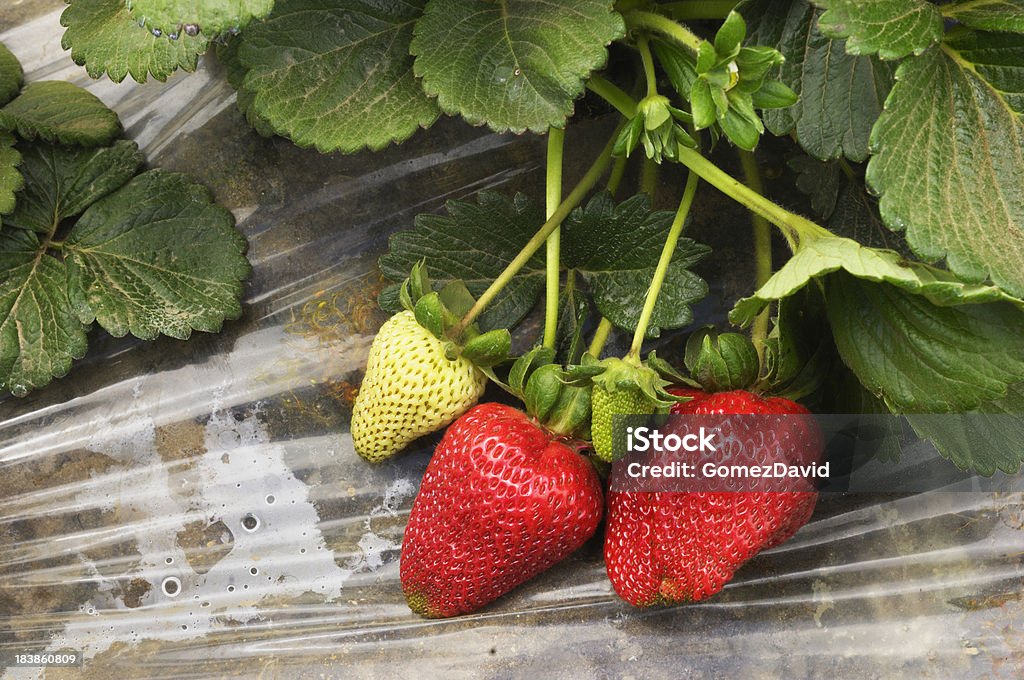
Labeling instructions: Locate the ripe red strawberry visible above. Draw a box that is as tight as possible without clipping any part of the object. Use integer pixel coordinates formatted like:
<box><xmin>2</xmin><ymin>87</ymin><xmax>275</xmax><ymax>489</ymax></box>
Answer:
<box><xmin>401</xmin><ymin>402</ymin><xmax>604</xmax><ymax>618</ymax></box>
<box><xmin>605</xmin><ymin>387</ymin><xmax>820</xmax><ymax>606</ymax></box>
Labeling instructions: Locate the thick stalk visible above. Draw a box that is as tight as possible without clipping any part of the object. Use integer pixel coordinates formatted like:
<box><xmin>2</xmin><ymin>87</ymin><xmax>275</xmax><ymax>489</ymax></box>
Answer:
<box><xmin>450</xmin><ymin>123</ymin><xmax>623</xmax><ymax>338</ymax></box>
<box><xmin>607</xmin><ymin>154</ymin><xmax>628</xmax><ymax>197</ymax></box>
<box><xmin>739</xmin><ymin>150</ymin><xmax>772</xmax><ymax>361</ymax></box>
<box><xmin>663</xmin><ymin>1</ymin><xmax>737</xmax><ymax>20</ymax></box>
<box><xmin>588</xmin><ymin>317</ymin><xmax>614</xmax><ymax>358</ymax></box>
<box><xmin>587</xmin><ymin>76</ymin><xmax>637</xmax><ymax>119</ymax></box>
<box><xmin>628</xmin><ymin>170</ymin><xmax>700</xmax><ymax>359</ymax></box>
<box><xmin>625</xmin><ymin>10</ymin><xmax>704</xmax><ymax>53</ymax></box>
<box><xmin>543</xmin><ymin>128</ymin><xmax>565</xmax><ymax>350</ymax></box>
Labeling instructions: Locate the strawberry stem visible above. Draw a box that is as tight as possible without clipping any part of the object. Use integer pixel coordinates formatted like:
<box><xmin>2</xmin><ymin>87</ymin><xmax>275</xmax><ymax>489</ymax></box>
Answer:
<box><xmin>628</xmin><ymin>170</ymin><xmax>700</xmax><ymax>359</ymax></box>
<box><xmin>607</xmin><ymin>153</ymin><xmax>628</xmax><ymax>197</ymax></box>
<box><xmin>589</xmin><ymin>317</ymin><xmax>614</xmax><ymax>358</ymax></box>
<box><xmin>543</xmin><ymin>127</ymin><xmax>566</xmax><ymax>350</ymax></box>
<box><xmin>450</xmin><ymin>122</ymin><xmax>624</xmax><ymax>339</ymax></box>
<box><xmin>625</xmin><ymin>10</ymin><xmax>704</xmax><ymax>54</ymax></box>
<box><xmin>662</xmin><ymin>1</ymin><xmax>738</xmax><ymax>21</ymax></box>
<box><xmin>739</xmin><ymin>150</ymin><xmax>772</xmax><ymax>363</ymax></box>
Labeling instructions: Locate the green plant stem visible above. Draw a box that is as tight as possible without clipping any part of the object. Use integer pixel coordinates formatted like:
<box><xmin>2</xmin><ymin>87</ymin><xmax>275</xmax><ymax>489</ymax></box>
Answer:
<box><xmin>638</xmin><ymin>37</ymin><xmax>659</xmax><ymax>98</ymax></box>
<box><xmin>586</xmin><ymin>81</ymin><xmax>832</xmax><ymax>248</ymax></box>
<box><xmin>626</xmin><ymin>10</ymin><xmax>704</xmax><ymax>54</ymax></box>
<box><xmin>589</xmin><ymin>317</ymin><xmax>614</xmax><ymax>358</ymax></box>
<box><xmin>543</xmin><ymin>127</ymin><xmax>565</xmax><ymax>350</ymax></box>
<box><xmin>640</xmin><ymin>158</ymin><xmax>659</xmax><ymax>200</ymax></box>
<box><xmin>607</xmin><ymin>153</ymin><xmax>628</xmax><ymax>197</ymax></box>
<box><xmin>451</xmin><ymin>123</ymin><xmax>623</xmax><ymax>339</ymax></box>
<box><xmin>628</xmin><ymin>170</ymin><xmax>700</xmax><ymax>359</ymax></box>
<box><xmin>662</xmin><ymin>1</ymin><xmax>737</xmax><ymax>20</ymax></box>
<box><xmin>739</xmin><ymin>150</ymin><xmax>772</xmax><ymax>362</ymax></box>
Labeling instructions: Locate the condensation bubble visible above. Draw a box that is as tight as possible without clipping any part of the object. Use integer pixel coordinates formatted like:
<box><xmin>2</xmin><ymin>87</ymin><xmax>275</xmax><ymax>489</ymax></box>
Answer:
<box><xmin>162</xmin><ymin>577</ymin><xmax>181</xmax><ymax>597</ymax></box>
<box><xmin>241</xmin><ymin>513</ymin><xmax>260</xmax><ymax>532</ymax></box>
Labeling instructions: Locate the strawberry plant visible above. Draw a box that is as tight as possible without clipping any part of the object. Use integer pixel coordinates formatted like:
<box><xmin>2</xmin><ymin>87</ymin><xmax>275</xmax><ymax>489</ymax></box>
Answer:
<box><xmin>19</xmin><ymin>0</ymin><xmax>1024</xmax><ymax>614</ymax></box>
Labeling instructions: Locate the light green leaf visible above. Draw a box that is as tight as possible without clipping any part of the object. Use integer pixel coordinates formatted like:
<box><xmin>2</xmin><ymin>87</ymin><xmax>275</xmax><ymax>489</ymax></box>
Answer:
<box><xmin>4</xmin><ymin>140</ymin><xmax>144</xmax><ymax>233</ymax></box>
<box><xmin>379</xmin><ymin>192</ymin><xmax>546</xmax><ymax>331</ymax></box>
<box><xmin>0</xmin><ymin>228</ymin><xmax>89</xmax><ymax>396</ymax></box>
<box><xmin>128</xmin><ymin>0</ymin><xmax>275</xmax><ymax>36</ymax></box>
<box><xmin>730</xmin><ymin>235</ymin><xmax>1024</xmax><ymax>325</ymax></box>
<box><xmin>410</xmin><ymin>0</ymin><xmax>624</xmax><ymax>133</ymax></box>
<box><xmin>0</xmin><ymin>81</ymin><xmax>120</xmax><ymax>146</ymax></box>
<box><xmin>61</xmin><ymin>0</ymin><xmax>209</xmax><ymax>84</ymax></box>
<box><xmin>238</xmin><ymin>0</ymin><xmax>438</xmax><ymax>153</ymax></box>
<box><xmin>64</xmin><ymin>170</ymin><xmax>250</xmax><ymax>340</ymax></box>
<box><xmin>814</xmin><ymin>0</ymin><xmax>943</xmax><ymax>59</ymax></box>
<box><xmin>0</xmin><ymin>132</ymin><xmax>22</xmax><ymax>218</ymax></box>
<box><xmin>867</xmin><ymin>37</ymin><xmax>1024</xmax><ymax>296</ymax></box>
<box><xmin>739</xmin><ymin>0</ymin><xmax>893</xmax><ymax>161</ymax></box>
<box><xmin>943</xmin><ymin>0</ymin><xmax>1024</xmax><ymax>34</ymax></box>
<box><xmin>562</xmin><ymin>193</ymin><xmax>709</xmax><ymax>338</ymax></box>
<box><xmin>826</xmin><ymin>271</ymin><xmax>1024</xmax><ymax>414</ymax></box>
<box><xmin>0</xmin><ymin>42</ymin><xmax>23</xmax><ymax>107</ymax></box>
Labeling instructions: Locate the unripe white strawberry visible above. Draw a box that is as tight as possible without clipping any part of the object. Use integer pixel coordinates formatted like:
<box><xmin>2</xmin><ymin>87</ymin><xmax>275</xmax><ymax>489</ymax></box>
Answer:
<box><xmin>351</xmin><ymin>310</ymin><xmax>486</xmax><ymax>462</ymax></box>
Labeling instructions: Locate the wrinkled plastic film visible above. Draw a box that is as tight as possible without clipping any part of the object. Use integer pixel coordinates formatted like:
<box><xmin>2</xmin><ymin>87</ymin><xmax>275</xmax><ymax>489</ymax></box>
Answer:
<box><xmin>0</xmin><ymin>7</ymin><xmax>1022</xmax><ymax>679</ymax></box>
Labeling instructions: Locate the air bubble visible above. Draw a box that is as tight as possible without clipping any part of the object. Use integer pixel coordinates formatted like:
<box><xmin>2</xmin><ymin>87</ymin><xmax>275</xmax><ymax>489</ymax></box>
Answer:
<box><xmin>250</xmin><ymin>567</ymin><xmax>259</xmax><ymax>575</ymax></box>
<box><xmin>241</xmin><ymin>514</ymin><xmax>260</xmax><ymax>532</ymax></box>
<box><xmin>165</xmin><ymin>557</ymin><xmax>174</xmax><ymax>564</ymax></box>
<box><xmin>162</xmin><ymin>577</ymin><xmax>181</xmax><ymax>597</ymax></box>
<box><xmin>227</xmin><ymin>585</ymin><xmax>235</xmax><ymax>593</ymax></box>
<box><xmin>265</xmin><ymin>495</ymin><xmax>276</xmax><ymax>505</ymax></box>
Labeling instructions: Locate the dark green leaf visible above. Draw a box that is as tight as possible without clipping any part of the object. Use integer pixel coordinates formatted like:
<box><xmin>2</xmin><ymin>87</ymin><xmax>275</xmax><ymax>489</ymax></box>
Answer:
<box><xmin>764</xmin><ymin>285</ymin><xmax>836</xmax><ymax>400</ymax></box>
<box><xmin>0</xmin><ymin>42</ymin><xmax>23</xmax><ymax>107</ymax></box>
<box><xmin>0</xmin><ymin>228</ymin><xmax>89</xmax><ymax>396</ymax></box>
<box><xmin>61</xmin><ymin>0</ymin><xmax>209</xmax><ymax>83</ymax></box>
<box><xmin>867</xmin><ymin>36</ymin><xmax>1024</xmax><ymax>296</ymax></box>
<box><xmin>740</xmin><ymin>0</ymin><xmax>893</xmax><ymax>161</ymax></box>
<box><xmin>814</xmin><ymin>0</ymin><xmax>943</xmax><ymax>59</ymax></box>
<box><xmin>128</xmin><ymin>0</ymin><xmax>275</xmax><ymax>36</ymax></box>
<box><xmin>943</xmin><ymin>29</ymin><xmax>1024</xmax><ymax>114</ymax></box>
<box><xmin>0</xmin><ymin>132</ymin><xmax>22</xmax><ymax>218</ymax></box>
<box><xmin>4</xmin><ymin>140</ymin><xmax>144</xmax><ymax>233</ymax></box>
<box><xmin>555</xmin><ymin>276</ymin><xmax>590</xmax><ymax>365</ymax></box>
<box><xmin>563</xmin><ymin>193</ymin><xmax>709</xmax><ymax>338</ymax></box>
<box><xmin>942</xmin><ymin>0</ymin><xmax>1024</xmax><ymax>34</ymax></box>
<box><xmin>379</xmin><ymin>192</ymin><xmax>546</xmax><ymax>331</ymax></box>
<box><xmin>410</xmin><ymin>0</ymin><xmax>624</xmax><ymax>133</ymax></box>
<box><xmin>0</xmin><ymin>81</ymin><xmax>120</xmax><ymax>147</ymax></box>
<box><xmin>64</xmin><ymin>170</ymin><xmax>250</xmax><ymax>340</ymax></box>
<box><xmin>238</xmin><ymin>0</ymin><xmax>440</xmax><ymax>153</ymax></box>
<box><xmin>788</xmin><ymin>155</ymin><xmax>841</xmax><ymax>218</ymax></box>
<box><xmin>826</xmin><ymin>272</ymin><xmax>1024</xmax><ymax>413</ymax></box>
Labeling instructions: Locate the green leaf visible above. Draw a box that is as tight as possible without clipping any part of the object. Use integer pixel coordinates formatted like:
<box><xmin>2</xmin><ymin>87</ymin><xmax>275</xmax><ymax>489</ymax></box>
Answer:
<box><xmin>128</xmin><ymin>0</ymin><xmax>275</xmax><ymax>36</ymax></box>
<box><xmin>739</xmin><ymin>0</ymin><xmax>893</xmax><ymax>161</ymax></box>
<box><xmin>60</xmin><ymin>0</ymin><xmax>209</xmax><ymax>84</ymax></box>
<box><xmin>943</xmin><ymin>0</ymin><xmax>1024</xmax><ymax>34</ymax></box>
<box><xmin>814</xmin><ymin>0</ymin><xmax>943</xmax><ymax>60</ymax></box>
<box><xmin>866</xmin><ymin>37</ymin><xmax>1024</xmax><ymax>296</ymax></box>
<box><xmin>563</xmin><ymin>193</ymin><xmax>710</xmax><ymax>338</ymax></box>
<box><xmin>64</xmin><ymin>170</ymin><xmax>250</xmax><ymax>340</ymax></box>
<box><xmin>907</xmin><ymin>388</ymin><xmax>1024</xmax><ymax>475</ymax></box>
<box><xmin>238</xmin><ymin>0</ymin><xmax>439</xmax><ymax>153</ymax></box>
<box><xmin>0</xmin><ymin>132</ymin><xmax>22</xmax><ymax>218</ymax></box>
<box><xmin>379</xmin><ymin>192</ymin><xmax>545</xmax><ymax>331</ymax></box>
<box><xmin>410</xmin><ymin>0</ymin><xmax>624</xmax><ymax>134</ymax></box>
<box><xmin>215</xmin><ymin>38</ymin><xmax>274</xmax><ymax>137</ymax></box>
<box><xmin>4</xmin><ymin>140</ymin><xmax>144</xmax><ymax>233</ymax></box>
<box><xmin>943</xmin><ymin>29</ymin><xmax>1024</xmax><ymax>114</ymax></box>
<box><xmin>730</xmin><ymin>235</ymin><xmax>1024</xmax><ymax>326</ymax></box>
<box><xmin>763</xmin><ymin>284</ymin><xmax>836</xmax><ymax>401</ymax></box>
<box><xmin>826</xmin><ymin>271</ymin><xmax>1024</xmax><ymax>414</ymax></box>
<box><xmin>0</xmin><ymin>42</ymin><xmax>23</xmax><ymax>107</ymax></box>
<box><xmin>555</xmin><ymin>275</ymin><xmax>589</xmax><ymax>365</ymax></box>
<box><xmin>715</xmin><ymin>11</ymin><xmax>747</xmax><ymax>57</ymax></box>
<box><xmin>0</xmin><ymin>81</ymin><xmax>120</xmax><ymax>147</ymax></box>
<box><xmin>0</xmin><ymin>228</ymin><xmax>89</xmax><ymax>396</ymax></box>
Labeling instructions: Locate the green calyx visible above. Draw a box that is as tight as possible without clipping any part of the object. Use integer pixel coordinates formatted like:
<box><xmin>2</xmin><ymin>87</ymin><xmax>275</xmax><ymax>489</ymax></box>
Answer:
<box><xmin>590</xmin><ymin>355</ymin><xmax>679</xmax><ymax>407</ymax></box>
<box><xmin>614</xmin><ymin>94</ymin><xmax>695</xmax><ymax>164</ymax></box>
<box><xmin>684</xmin><ymin>326</ymin><xmax>760</xmax><ymax>392</ymax></box>
<box><xmin>399</xmin><ymin>261</ymin><xmax>510</xmax><ymax>369</ymax></box>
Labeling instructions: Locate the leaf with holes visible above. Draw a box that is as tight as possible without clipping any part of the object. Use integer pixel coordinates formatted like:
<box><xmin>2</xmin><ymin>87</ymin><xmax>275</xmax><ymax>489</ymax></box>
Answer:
<box><xmin>61</xmin><ymin>0</ymin><xmax>210</xmax><ymax>84</ymax></box>
<box><xmin>128</xmin><ymin>0</ymin><xmax>275</xmax><ymax>36</ymax></box>
<box><xmin>562</xmin><ymin>193</ymin><xmax>710</xmax><ymax>338</ymax></box>
<box><xmin>0</xmin><ymin>42</ymin><xmax>23</xmax><ymax>107</ymax></box>
<box><xmin>739</xmin><ymin>0</ymin><xmax>893</xmax><ymax>161</ymax></box>
<box><xmin>0</xmin><ymin>228</ymin><xmax>89</xmax><ymax>396</ymax></box>
<box><xmin>238</xmin><ymin>0</ymin><xmax>439</xmax><ymax>153</ymax></box>
<box><xmin>814</xmin><ymin>0</ymin><xmax>943</xmax><ymax>59</ymax></box>
<box><xmin>4</xmin><ymin>140</ymin><xmax>144</xmax><ymax>233</ymax></box>
<box><xmin>867</xmin><ymin>33</ymin><xmax>1024</xmax><ymax>296</ymax></box>
<box><xmin>379</xmin><ymin>192</ymin><xmax>545</xmax><ymax>331</ymax></box>
<box><xmin>64</xmin><ymin>170</ymin><xmax>251</xmax><ymax>340</ymax></box>
<box><xmin>0</xmin><ymin>81</ymin><xmax>120</xmax><ymax>146</ymax></box>
<box><xmin>410</xmin><ymin>0</ymin><xmax>624</xmax><ymax>134</ymax></box>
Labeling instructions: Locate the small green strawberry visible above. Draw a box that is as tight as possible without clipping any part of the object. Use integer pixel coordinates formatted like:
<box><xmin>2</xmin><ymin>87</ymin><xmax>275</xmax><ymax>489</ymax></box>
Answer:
<box><xmin>590</xmin><ymin>356</ymin><xmax>679</xmax><ymax>462</ymax></box>
<box><xmin>351</xmin><ymin>263</ymin><xmax>509</xmax><ymax>462</ymax></box>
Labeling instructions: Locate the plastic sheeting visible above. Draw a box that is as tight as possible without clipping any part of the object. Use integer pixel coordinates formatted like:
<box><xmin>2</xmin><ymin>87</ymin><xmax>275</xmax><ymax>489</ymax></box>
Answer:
<box><xmin>1</xmin><ymin>5</ymin><xmax>1022</xmax><ymax>678</ymax></box>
